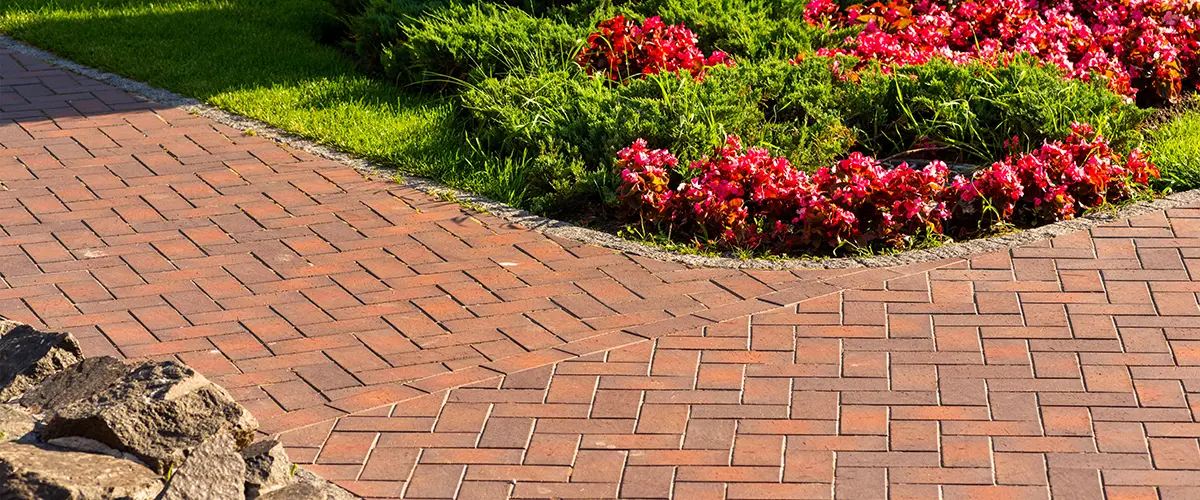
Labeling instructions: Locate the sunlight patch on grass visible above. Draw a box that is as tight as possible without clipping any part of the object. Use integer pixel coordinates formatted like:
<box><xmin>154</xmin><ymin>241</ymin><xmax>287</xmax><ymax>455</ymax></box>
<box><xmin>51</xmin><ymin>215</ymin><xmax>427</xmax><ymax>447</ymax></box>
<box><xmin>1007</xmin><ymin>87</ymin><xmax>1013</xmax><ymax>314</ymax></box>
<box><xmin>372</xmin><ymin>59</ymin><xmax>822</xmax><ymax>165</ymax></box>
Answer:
<box><xmin>1147</xmin><ymin>108</ymin><xmax>1200</xmax><ymax>191</ymax></box>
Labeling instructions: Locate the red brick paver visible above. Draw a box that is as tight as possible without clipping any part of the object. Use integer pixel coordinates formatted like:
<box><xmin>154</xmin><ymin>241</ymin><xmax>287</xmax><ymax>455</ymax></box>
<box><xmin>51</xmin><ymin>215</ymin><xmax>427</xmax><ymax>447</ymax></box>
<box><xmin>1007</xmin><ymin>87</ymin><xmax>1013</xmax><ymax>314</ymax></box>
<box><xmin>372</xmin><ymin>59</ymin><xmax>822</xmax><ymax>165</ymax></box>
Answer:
<box><xmin>5</xmin><ymin>48</ymin><xmax>1200</xmax><ymax>499</ymax></box>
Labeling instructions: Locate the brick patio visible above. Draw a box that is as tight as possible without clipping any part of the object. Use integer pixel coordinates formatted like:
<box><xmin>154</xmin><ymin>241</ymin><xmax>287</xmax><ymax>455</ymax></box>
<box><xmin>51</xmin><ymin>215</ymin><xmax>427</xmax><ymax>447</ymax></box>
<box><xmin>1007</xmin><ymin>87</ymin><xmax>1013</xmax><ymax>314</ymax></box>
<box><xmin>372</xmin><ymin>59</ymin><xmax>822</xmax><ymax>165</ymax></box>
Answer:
<box><xmin>4</xmin><ymin>47</ymin><xmax>1200</xmax><ymax>499</ymax></box>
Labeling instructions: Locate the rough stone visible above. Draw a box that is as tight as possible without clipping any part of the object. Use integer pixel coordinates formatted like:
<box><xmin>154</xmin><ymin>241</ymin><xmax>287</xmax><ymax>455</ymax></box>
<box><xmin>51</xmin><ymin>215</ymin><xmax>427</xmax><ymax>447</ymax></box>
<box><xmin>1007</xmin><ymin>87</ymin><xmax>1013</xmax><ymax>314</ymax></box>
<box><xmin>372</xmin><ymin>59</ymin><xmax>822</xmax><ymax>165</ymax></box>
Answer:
<box><xmin>0</xmin><ymin>406</ymin><xmax>36</xmax><ymax>443</ymax></box>
<box><xmin>257</xmin><ymin>469</ymin><xmax>357</xmax><ymax>500</ymax></box>
<box><xmin>0</xmin><ymin>320</ymin><xmax>25</xmax><ymax>336</ymax></box>
<box><xmin>44</xmin><ymin>360</ymin><xmax>258</xmax><ymax>474</ymax></box>
<box><xmin>44</xmin><ymin>437</ymin><xmax>146</xmax><ymax>465</ymax></box>
<box><xmin>0</xmin><ymin>442</ymin><xmax>162</xmax><ymax>500</ymax></box>
<box><xmin>242</xmin><ymin>440</ymin><xmax>291</xmax><ymax>498</ymax></box>
<box><xmin>159</xmin><ymin>433</ymin><xmax>245</xmax><ymax>500</ymax></box>
<box><xmin>0</xmin><ymin>325</ymin><xmax>83</xmax><ymax>401</ymax></box>
<box><xmin>19</xmin><ymin>357</ymin><xmax>127</xmax><ymax>414</ymax></box>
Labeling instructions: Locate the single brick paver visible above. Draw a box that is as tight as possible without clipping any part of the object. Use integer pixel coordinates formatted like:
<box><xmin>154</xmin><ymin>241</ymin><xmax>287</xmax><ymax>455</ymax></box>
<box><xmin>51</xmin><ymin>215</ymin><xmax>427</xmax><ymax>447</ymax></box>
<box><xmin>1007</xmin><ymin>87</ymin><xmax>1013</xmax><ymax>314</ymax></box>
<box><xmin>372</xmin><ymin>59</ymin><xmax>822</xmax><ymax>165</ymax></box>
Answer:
<box><xmin>4</xmin><ymin>47</ymin><xmax>1200</xmax><ymax>499</ymax></box>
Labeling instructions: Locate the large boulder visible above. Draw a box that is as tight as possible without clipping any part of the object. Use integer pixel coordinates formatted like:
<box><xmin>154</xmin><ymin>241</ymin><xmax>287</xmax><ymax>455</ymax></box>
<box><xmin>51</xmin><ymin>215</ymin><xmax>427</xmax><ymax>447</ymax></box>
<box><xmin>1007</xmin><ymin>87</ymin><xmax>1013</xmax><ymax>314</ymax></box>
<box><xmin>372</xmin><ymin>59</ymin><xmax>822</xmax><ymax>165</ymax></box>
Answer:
<box><xmin>0</xmin><ymin>406</ymin><xmax>36</xmax><ymax>443</ymax></box>
<box><xmin>243</xmin><ymin>440</ymin><xmax>292</xmax><ymax>498</ymax></box>
<box><xmin>160</xmin><ymin>433</ymin><xmax>245</xmax><ymax>500</ymax></box>
<box><xmin>0</xmin><ymin>325</ymin><xmax>83</xmax><ymax>401</ymax></box>
<box><xmin>0</xmin><ymin>441</ymin><xmax>162</xmax><ymax>500</ymax></box>
<box><xmin>43</xmin><ymin>361</ymin><xmax>258</xmax><ymax>474</ymax></box>
<box><xmin>19</xmin><ymin>357</ymin><xmax>128</xmax><ymax>414</ymax></box>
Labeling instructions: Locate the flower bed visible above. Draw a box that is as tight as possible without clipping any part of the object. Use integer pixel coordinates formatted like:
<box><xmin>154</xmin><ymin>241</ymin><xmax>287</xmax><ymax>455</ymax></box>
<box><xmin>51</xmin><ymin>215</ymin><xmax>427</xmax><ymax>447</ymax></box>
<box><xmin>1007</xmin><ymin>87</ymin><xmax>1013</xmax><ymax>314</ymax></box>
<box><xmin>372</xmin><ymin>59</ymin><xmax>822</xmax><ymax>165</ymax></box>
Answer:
<box><xmin>618</xmin><ymin>124</ymin><xmax>1158</xmax><ymax>253</ymax></box>
<box><xmin>806</xmin><ymin>0</ymin><xmax>1200</xmax><ymax>104</ymax></box>
<box><xmin>335</xmin><ymin>0</ymin><xmax>1197</xmax><ymax>257</ymax></box>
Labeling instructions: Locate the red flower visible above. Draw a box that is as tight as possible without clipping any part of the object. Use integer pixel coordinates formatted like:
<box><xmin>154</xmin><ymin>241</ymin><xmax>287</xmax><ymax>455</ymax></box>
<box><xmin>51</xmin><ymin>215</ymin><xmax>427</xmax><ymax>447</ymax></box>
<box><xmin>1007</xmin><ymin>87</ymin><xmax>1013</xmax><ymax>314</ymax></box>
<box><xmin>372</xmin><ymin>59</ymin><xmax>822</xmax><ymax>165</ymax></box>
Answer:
<box><xmin>615</xmin><ymin>126</ymin><xmax>1158</xmax><ymax>254</ymax></box>
<box><xmin>576</xmin><ymin>15</ymin><xmax>734</xmax><ymax>83</ymax></box>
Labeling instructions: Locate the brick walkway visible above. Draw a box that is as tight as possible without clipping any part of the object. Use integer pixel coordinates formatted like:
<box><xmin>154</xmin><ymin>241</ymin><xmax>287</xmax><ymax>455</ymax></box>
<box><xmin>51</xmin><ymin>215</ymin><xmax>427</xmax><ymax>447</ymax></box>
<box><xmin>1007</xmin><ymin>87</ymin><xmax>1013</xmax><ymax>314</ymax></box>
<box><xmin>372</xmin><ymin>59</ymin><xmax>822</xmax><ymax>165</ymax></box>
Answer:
<box><xmin>4</xmin><ymin>48</ymin><xmax>1200</xmax><ymax>499</ymax></box>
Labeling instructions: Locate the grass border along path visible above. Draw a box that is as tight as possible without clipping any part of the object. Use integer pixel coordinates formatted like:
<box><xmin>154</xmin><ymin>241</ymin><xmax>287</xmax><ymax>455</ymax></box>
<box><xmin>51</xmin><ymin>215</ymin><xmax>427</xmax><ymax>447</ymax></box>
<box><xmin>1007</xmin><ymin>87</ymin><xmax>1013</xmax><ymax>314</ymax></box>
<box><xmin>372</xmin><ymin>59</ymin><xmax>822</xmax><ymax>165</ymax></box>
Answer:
<box><xmin>0</xmin><ymin>0</ymin><xmax>538</xmax><ymax>208</ymax></box>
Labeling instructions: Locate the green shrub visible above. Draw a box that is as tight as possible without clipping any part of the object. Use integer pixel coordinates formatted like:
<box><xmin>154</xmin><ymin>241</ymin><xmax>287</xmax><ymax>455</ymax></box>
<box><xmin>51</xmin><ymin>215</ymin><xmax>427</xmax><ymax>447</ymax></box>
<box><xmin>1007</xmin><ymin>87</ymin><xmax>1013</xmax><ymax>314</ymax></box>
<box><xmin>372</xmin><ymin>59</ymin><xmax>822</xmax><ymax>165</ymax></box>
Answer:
<box><xmin>840</xmin><ymin>57</ymin><xmax>1150</xmax><ymax>165</ymax></box>
<box><xmin>378</xmin><ymin>3</ymin><xmax>585</xmax><ymax>86</ymax></box>
<box><xmin>330</xmin><ymin>0</ymin><xmax>368</xmax><ymax>18</ymax></box>
<box><xmin>345</xmin><ymin>0</ymin><xmax>448</xmax><ymax>74</ymax></box>
<box><xmin>630</xmin><ymin>0</ymin><xmax>784</xmax><ymax>59</ymax></box>
<box><xmin>746</xmin><ymin>58</ymin><xmax>856</xmax><ymax>170</ymax></box>
<box><xmin>460</xmin><ymin>61</ymin><xmax>862</xmax><ymax>211</ymax></box>
<box><xmin>609</xmin><ymin>0</ymin><xmax>847</xmax><ymax>61</ymax></box>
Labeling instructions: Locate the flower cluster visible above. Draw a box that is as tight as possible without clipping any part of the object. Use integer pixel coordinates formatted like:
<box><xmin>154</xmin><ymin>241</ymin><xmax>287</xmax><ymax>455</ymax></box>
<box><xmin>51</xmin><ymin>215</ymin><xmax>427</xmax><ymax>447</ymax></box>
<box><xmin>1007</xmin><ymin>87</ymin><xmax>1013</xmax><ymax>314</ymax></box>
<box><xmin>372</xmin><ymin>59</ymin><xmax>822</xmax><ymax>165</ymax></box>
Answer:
<box><xmin>805</xmin><ymin>0</ymin><xmax>1200</xmax><ymax>102</ymax></box>
<box><xmin>615</xmin><ymin>139</ymin><xmax>679</xmax><ymax>220</ymax></box>
<box><xmin>575</xmin><ymin>15</ymin><xmax>733</xmax><ymax>82</ymax></box>
<box><xmin>678</xmin><ymin>136</ymin><xmax>809</xmax><ymax>249</ymax></box>
<box><xmin>949</xmin><ymin>123</ymin><xmax>1161</xmax><ymax>228</ymax></box>
<box><xmin>617</xmin><ymin>125</ymin><xmax>1157</xmax><ymax>253</ymax></box>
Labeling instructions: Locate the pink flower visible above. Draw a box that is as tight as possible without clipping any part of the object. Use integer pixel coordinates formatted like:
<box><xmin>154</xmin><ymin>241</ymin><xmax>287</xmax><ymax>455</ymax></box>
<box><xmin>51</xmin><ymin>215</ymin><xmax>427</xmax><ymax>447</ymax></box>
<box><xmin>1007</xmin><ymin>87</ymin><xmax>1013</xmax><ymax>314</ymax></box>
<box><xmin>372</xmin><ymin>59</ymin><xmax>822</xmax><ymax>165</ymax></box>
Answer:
<box><xmin>615</xmin><ymin>126</ymin><xmax>1159</xmax><ymax>253</ymax></box>
<box><xmin>805</xmin><ymin>0</ymin><xmax>1200</xmax><ymax>102</ymax></box>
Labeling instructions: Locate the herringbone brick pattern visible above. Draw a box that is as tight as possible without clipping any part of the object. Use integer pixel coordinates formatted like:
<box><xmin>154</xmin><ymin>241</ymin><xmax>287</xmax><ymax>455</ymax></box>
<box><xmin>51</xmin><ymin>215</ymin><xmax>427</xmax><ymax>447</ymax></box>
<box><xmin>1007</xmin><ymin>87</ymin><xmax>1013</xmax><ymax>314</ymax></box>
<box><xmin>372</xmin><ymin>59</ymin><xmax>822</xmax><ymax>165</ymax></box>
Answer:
<box><xmin>288</xmin><ymin>211</ymin><xmax>1200</xmax><ymax>499</ymax></box>
<box><xmin>5</xmin><ymin>46</ymin><xmax>1200</xmax><ymax>499</ymax></box>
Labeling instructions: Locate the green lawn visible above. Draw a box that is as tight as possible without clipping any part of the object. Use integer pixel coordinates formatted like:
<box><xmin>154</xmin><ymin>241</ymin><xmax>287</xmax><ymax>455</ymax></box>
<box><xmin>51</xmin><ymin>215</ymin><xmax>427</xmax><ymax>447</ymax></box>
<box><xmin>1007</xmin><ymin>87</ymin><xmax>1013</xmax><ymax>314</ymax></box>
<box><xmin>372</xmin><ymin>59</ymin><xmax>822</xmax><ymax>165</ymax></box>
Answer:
<box><xmin>0</xmin><ymin>0</ymin><xmax>531</xmax><ymax>207</ymax></box>
<box><xmin>1147</xmin><ymin>104</ymin><xmax>1200</xmax><ymax>192</ymax></box>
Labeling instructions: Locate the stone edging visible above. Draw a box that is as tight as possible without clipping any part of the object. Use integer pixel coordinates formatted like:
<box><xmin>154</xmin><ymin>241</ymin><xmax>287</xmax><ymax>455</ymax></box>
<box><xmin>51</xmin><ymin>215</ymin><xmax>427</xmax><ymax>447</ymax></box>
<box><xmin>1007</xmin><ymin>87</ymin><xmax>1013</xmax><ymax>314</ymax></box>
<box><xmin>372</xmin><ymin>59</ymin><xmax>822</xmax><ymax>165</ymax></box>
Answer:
<box><xmin>5</xmin><ymin>34</ymin><xmax>1198</xmax><ymax>270</ymax></box>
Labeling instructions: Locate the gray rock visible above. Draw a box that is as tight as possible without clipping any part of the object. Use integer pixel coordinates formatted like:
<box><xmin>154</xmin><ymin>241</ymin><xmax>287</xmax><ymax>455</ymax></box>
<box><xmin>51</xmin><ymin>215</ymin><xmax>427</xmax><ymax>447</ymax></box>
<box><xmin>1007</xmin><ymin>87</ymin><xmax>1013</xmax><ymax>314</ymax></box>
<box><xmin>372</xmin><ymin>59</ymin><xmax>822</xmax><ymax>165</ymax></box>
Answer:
<box><xmin>0</xmin><ymin>325</ymin><xmax>83</xmax><ymax>401</ymax></box>
<box><xmin>44</xmin><ymin>437</ymin><xmax>143</xmax><ymax>464</ymax></box>
<box><xmin>255</xmin><ymin>481</ymin><xmax>326</xmax><ymax>500</ymax></box>
<box><xmin>46</xmin><ymin>436</ymin><xmax>115</xmax><ymax>455</ymax></box>
<box><xmin>159</xmin><ymin>433</ymin><xmax>245</xmax><ymax>500</ymax></box>
<box><xmin>0</xmin><ymin>441</ymin><xmax>162</xmax><ymax>500</ymax></box>
<box><xmin>43</xmin><ymin>361</ymin><xmax>258</xmax><ymax>474</ymax></box>
<box><xmin>0</xmin><ymin>406</ymin><xmax>36</xmax><ymax>443</ymax></box>
<box><xmin>19</xmin><ymin>357</ymin><xmax>127</xmax><ymax>414</ymax></box>
<box><xmin>257</xmin><ymin>469</ymin><xmax>357</xmax><ymax>500</ymax></box>
<box><xmin>242</xmin><ymin>440</ymin><xmax>291</xmax><ymax>498</ymax></box>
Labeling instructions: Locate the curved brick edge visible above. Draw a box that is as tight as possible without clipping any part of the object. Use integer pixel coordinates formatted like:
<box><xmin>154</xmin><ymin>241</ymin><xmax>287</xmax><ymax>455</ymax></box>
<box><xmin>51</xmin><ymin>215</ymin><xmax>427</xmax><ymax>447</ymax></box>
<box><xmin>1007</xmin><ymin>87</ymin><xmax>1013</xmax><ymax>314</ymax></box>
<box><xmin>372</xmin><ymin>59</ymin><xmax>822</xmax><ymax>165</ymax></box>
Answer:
<box><xmin>5</xmin><ymin>34</ymin><xmax>1197</xmax><ymax>271</ymax></box>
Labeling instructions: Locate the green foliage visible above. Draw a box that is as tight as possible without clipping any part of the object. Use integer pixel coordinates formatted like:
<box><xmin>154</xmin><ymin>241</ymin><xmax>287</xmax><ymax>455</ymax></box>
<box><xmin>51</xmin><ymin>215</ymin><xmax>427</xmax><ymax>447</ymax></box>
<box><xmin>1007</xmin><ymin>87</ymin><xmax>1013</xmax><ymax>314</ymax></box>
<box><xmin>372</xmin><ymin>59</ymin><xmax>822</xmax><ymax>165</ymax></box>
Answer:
<box><xmin>345</xmin><ymin>0</ymin><xmax>449</xmax><ymax>74</ymax></box>
<box><xmin>1146</xmin><ymin>105</ymin><xmax>1200</xmax><ymax>191</ymax></box>
<box><xmin>456</xmin><ymin>53</ymin><xmax>1160</xmax><ymax>213</ymax></box>
<box><xmin>329</xmin><ymin>0</ymin><xmax>1156</xmax><ymax>215</ymax></box>
<box><xmin>743</xmin><ymin>58</ymin><xmax>856</xmax><ymax>171</ymax></box>
<box><xmin>841</xmin><ymin>57</ymin><xmax>1151</xmax><ymax>165</ymax></box>
<box><xmin>460</xmin><ymin>60</ymin><xmax>861</xmax><ymax>211</ymax></box>
<box><xmin>378</xmin><ymin>3</ymin><xmax>585</xmax><ymax>86</ymax></box>
<box><xmin>625</xmin><ymin>0</ymin><xmax>845</xmax><ymax>60</ymax></box>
